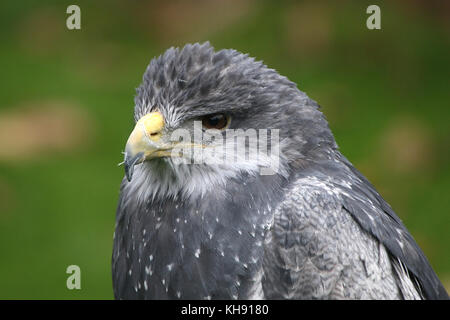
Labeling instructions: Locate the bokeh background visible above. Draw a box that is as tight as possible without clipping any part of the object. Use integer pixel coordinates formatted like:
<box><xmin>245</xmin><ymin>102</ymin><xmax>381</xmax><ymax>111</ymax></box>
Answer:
<box><xmin>0</xmin><ymin>0</ymin><xmax>448</xmax><ymax>299</ymax></box>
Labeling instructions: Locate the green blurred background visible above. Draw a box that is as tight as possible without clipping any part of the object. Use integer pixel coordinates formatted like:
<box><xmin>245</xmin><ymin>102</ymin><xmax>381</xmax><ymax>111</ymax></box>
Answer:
<box><xmin>0</xmin><ymin>0</ymin><xmax>448</xmax><ymax>299</ymax></box>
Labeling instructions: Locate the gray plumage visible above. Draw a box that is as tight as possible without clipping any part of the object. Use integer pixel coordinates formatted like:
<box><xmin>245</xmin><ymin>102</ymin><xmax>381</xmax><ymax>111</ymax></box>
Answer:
<box><xmin>112</xmin><ymin>42</ymin><xmax>448</xmax><ymax>299</ymax></box>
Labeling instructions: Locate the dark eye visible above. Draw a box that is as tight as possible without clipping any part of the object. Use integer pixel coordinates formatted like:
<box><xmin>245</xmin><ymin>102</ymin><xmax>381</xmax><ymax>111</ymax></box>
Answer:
<box><xmin>201</xmin><ymin>113</ymin><xmax>229</xmax><ymax>130</ymax></box>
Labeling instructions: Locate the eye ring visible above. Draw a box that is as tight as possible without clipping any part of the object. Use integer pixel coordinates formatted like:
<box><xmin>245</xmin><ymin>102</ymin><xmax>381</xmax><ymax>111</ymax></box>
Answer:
<box><xmin>201</xmin><ymin>113</ymin><xmax>230</xmax><ymax>130</ymax></box>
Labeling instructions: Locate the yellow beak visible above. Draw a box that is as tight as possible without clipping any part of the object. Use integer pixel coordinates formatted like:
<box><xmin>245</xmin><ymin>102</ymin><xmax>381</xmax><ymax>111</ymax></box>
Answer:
<box><xmin>123</xmin><ymin>111</ymin><xmax>168</xmax><ymax>181</ymax></box>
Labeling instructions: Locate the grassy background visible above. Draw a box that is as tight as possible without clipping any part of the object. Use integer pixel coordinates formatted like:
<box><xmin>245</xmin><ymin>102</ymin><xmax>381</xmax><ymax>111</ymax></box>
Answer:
<box><xmin>0</xmin><ymin>0</ymin><xmax>448</xmax><ymax>299</ymax></box>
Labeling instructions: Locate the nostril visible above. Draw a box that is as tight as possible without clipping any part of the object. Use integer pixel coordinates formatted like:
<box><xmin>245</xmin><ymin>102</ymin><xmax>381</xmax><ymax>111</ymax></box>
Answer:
<box><xmin>150</xmin><ymin>132</ymin><xmax>159</xmax><ymax>136</ymax></box>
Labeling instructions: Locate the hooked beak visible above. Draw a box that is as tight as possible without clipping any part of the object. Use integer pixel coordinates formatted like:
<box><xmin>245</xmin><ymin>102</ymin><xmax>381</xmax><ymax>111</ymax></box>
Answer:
<box><xmin>123</xmin><ymin>111</ymin><xmax>168</xmax><ymax>181</ymax></box>
<box><xmin>124</xmin><ymin>152</ymin><xmax>144</xmax><ymax>182</ymax></box>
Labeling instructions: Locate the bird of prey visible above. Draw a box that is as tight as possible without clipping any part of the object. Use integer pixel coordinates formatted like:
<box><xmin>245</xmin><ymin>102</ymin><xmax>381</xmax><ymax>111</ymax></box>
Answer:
<box><xmin>112</xmin><ymin>42</ymin><xmax>448</xmax><ymax>300</ymax></box>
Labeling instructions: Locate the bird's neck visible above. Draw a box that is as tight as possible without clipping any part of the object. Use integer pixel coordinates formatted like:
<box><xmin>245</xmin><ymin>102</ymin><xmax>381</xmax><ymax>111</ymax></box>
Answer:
<box><xmin>121</xmin><ymin>171</ymin><xmax>288</xmax><ymax>298</ymax></box>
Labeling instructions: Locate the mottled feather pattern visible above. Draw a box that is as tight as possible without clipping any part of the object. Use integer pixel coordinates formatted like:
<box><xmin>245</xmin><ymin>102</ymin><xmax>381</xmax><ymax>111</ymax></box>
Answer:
<box><xmin>112</xmin><ymin>42</ymin><xmax>449</xmax><ymax>300</ymax></box>
<box><xmin>263</xmin><ymin>159</ymin><xmax>422</xmax><ymax>299</ymax></box>
<box><xmin>113</xmin><ymin>172</ymin><xmax>287</xmax><ymax>299</ymax></box>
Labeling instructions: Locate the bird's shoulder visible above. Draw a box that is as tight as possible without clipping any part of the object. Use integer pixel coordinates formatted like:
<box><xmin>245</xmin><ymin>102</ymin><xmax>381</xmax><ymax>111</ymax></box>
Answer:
<box><xmin>265</xmin><ymin>169</ymin><xmax>403</xmax><ymax>299</ymax></box>
<box><xmin>269</xmin><ymin>155</ymin><xmax>448</xmax><ymax>299</ymax></box>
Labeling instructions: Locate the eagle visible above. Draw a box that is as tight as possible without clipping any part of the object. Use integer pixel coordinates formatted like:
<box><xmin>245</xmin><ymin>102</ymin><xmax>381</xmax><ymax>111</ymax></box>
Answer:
<box><xmin>112</xmin><ymin>42</ymin><xmax>448</xmax><ymax>300</ymax></box>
